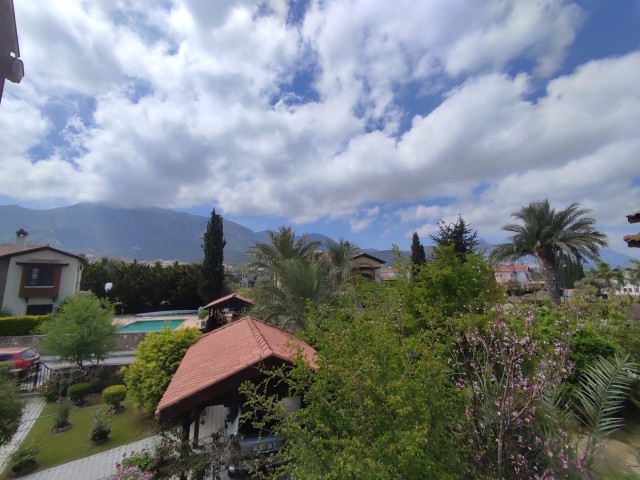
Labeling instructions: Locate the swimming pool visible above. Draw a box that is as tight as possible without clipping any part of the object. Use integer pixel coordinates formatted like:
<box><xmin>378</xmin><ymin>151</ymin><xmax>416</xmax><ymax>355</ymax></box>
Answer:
<box><xmin>116</xmin><ymin>319</ymin><xmax>185</xmax><ymax>333</ymax></box>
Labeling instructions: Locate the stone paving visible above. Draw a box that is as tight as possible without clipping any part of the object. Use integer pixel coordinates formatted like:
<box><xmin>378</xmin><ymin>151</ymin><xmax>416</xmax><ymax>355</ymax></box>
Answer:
<box><xmin>19</xmin><ymin>436</ymin><xmax>159</xmax><ymax>480</ymax></box>
<box><xmin>0</xmin><ymin>396</ymin><xmax>46</xmax><ymax>473</ymax></box>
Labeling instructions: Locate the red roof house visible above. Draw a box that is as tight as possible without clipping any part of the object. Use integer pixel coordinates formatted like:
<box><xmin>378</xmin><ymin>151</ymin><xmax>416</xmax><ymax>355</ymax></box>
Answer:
<box><xmin>156</xmin><ymin>315</ymin><xmax>316</xmax><ymax>424</ymax></box>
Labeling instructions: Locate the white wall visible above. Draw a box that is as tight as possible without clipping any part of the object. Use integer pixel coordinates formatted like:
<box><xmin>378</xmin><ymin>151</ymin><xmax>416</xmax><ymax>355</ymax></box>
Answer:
<box><xmin>1</xmin><ymin>250</ymin><xmax>83</xmax><ymax>315</ymax></box>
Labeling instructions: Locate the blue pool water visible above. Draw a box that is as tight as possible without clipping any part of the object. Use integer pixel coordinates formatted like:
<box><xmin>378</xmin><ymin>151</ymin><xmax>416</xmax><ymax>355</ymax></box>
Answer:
<box><xmin>116</xmin><ymin>319</ymin><xmax>185</xmax><ymax>333</ymax></box>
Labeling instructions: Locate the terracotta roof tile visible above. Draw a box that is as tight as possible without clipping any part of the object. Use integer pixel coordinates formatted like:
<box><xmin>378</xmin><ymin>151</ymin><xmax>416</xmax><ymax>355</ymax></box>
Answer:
<box><xmin>203</xmin><ymin>292</ymin><xmax>255</xmax><ymax>309</ymax></box>
<box><xmin>624</xmin><ymin>234</ymin><xmax>640</xmax><ymax>243</ymax></box>
<box><xmin>0</xmin><ymin>243</ymin><xmax>44</xmax><ymax>258</ymax></box>
<box><xmin>495</xmin><ymin>265</ymin><xmax>530</xmax><ymax>272</ymax></box>
<box><xmin>156</xmin><ymin>316</ymin><xmax>316</xmax><ymax>415</ymax></box>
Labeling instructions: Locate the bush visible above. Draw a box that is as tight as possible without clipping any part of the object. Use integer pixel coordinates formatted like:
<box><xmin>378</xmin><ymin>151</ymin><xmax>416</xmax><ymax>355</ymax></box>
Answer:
<box><xmin>90</xmin><ymin>410</ymin><xmax>111</xmax><ymax>443</ymax></box>
<box><xmin>0</xmin><ymin>315</ymin><xmax>50</xmax><ymax>336</ymax></box>
<box><xmin>121</xmin><ymin>448</ymin><xmax>160</xmax><ymax>475</ymax></box>
<box><xmin>103</xmin><ymin>385</ymin><xmax>127</xmax><ymax>412</ymax></box>
<box><xmin>39</xmin><ymin>379</ymin><xmax>61</xmax><ymax>402</ymax></box>
<box><xmin>53</xmin><ymin>401</ymin><xmax>71</xmax><ymax>430</ymax></box>
<box><xmin>9</xmin><ymin>442</ymin><xmax>39</xmax><ymax>474</ymax></box>
<box><xmin>107</xmin><ymin>465</ymin><xmax>154</xmax><ymax>480</ymax></box>
<box><xmin>68</xmin><ymin>382</ymin><xmax>92</xmax><ymax>406</ymax></box>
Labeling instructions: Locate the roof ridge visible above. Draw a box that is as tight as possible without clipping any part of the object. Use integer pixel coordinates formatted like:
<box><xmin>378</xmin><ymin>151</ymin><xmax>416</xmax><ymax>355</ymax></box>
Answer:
<box><xmin>247</xmin><ymin>317</ymin><xmax>272</xmax><ymax>356</ymax></box>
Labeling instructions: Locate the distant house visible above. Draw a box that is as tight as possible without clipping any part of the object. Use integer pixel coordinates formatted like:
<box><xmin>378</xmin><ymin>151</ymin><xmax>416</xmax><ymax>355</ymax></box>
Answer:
<box><xmin>494</xmin><ymin>264</ymin><xmax>541</xmax><ymax>293</ymax></box>
<box><xmin>348</xmin><ymin>252</ymin><xmax>386</xmax><ymax>282</ymax></box>
<box><xmin>380</xmin><ymin>266</ymin><xmax>403</xmax><ymax>282</ymax></box>
<box><xmin>0</xmin><ymin>229</ymin><xmax>86</xmax><ymax>315</ymax></box>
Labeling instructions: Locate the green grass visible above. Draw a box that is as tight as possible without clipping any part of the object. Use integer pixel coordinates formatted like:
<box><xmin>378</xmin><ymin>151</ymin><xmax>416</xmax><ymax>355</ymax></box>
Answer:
<box><xmin>1</xmin><ymin>396</ymin><xmax>157</xmax><ymax>478</ymax></box>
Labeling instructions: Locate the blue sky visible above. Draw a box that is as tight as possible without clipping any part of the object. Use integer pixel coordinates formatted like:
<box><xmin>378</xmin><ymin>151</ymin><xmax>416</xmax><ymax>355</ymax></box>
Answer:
<box><xmin>1</xmin><ymin>0</ymin><xmax>639</xmax><ymax>257</ymax></box>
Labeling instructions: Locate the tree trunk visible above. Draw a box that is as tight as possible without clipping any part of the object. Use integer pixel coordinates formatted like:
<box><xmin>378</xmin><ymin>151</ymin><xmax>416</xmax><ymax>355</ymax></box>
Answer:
<box><xmin>542</xmin><ymin>259</ymin><xmax>562</xmax><ymax>305</ymax></box>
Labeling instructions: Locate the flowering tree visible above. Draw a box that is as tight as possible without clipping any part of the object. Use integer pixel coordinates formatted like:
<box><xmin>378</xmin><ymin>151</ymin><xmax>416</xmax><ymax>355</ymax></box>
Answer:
<box><xmin>452</xmin><ymin>307</ymin><xmax>578</xmax><ymax>478</ymax></box>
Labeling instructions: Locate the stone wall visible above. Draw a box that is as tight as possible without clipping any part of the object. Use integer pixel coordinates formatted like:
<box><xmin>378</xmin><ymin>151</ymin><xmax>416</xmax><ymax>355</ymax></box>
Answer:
<box><xmin>0</xmin><ymin>332</ymin><xmax>149</xmax><ymax>353</ymax></box>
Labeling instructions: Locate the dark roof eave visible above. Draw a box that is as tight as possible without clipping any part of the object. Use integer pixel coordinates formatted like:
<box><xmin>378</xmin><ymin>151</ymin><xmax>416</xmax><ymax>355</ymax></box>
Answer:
<box><xmin>0</xmin><ymin>245</ymin><xmax>87</xmax><ymax>264</ymax></box>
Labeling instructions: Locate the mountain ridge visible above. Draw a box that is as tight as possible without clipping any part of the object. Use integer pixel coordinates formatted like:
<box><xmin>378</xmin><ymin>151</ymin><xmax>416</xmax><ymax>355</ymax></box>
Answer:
<box><xmin>0</xmin><ymin>203</ymin><xmax>634</xmax><ymax>268</ymax></box>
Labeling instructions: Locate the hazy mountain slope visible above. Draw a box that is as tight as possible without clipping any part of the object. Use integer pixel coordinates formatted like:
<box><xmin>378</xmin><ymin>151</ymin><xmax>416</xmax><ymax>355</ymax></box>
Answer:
<box><xmin>0</xmin><ymin>204</ymin><xmax>635</xmax><ymax>267</ymax></box>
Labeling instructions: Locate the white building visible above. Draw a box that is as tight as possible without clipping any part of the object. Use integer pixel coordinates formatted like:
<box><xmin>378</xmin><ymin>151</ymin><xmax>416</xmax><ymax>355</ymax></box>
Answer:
<box><xmin>0</xmin><ymin>229</ymin><xmax>85</xmax><ymax>315</ymax></box>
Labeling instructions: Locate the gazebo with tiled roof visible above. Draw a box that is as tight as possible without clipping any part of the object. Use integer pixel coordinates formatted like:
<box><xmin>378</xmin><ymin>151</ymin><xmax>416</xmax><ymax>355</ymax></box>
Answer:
<box><xmin>156</xmin><ymin>316</ymin><xmax>316</xmax><ymax>444</ymax></box>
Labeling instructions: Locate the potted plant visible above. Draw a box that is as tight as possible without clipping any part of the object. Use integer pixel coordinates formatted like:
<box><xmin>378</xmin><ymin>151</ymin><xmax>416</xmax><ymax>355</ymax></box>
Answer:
<box><xmin>90</xmin><ymin>410</ymin><xmax>111</xmax><ymax>443</ymax></box>
<box><xmin>9</xmin><ymin>443</ymin><xmax>39</xmax><ymax>476</ymax></box>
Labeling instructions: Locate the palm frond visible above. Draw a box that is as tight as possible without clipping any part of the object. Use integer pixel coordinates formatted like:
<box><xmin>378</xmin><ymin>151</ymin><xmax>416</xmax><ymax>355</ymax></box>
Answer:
<box><xmin>574</xmin><ymin>353</ymin><xmax>637</xmax><ymax>439</ymax></box>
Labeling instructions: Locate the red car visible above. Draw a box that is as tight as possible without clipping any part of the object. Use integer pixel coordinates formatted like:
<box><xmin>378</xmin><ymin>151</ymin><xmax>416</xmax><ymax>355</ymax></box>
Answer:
<box><xmin>0</xmin><ymin>347</ymin><xmax>40</xmax><ymax>371</ymax></box>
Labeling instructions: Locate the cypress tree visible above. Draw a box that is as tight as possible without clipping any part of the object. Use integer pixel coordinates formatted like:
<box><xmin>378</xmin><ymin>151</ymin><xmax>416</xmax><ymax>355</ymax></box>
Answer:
<box><xmin>410</xmin><ymin>232</ymin><xmax>426</xmax><ymax>266</ymax></box>
<box><xmin>198</xmin><ymin>208</ymin><xmax>226</xmax><ymax>303</ymax></box>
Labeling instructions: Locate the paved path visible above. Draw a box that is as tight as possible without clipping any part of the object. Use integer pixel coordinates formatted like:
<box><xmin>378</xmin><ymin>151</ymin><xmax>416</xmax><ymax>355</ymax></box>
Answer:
<box><xmin>0</xmin><ymin>396</ymin><xmax>46</xmax><ymax>473</ymax></box>
<box><xmin>19</xmin><ymin>436</ymin><xmax>159</xmax><ymax>480</ymax></box>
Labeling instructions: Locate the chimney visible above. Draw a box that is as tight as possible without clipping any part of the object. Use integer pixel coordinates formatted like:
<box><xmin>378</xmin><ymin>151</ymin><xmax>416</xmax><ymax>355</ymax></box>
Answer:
<box><xmin>15</xmin><ymin>228</ymin><xmax>27</xmax><ymax>251</ymax></box>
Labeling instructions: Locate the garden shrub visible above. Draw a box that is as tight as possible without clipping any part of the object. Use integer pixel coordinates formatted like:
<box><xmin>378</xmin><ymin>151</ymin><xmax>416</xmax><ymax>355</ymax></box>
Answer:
<box><xmin>9</xmin><ymin>442</ymin><xmax>39</xmax><ymax>474</ymax></box>
<box><xmin>0</xmin><ymin>315</ymin><xmax>50</xmax><ymax>336</ymax></box>
<box><xmin>121</xmin><ymin>448</ymin><xmax>160</xmax><ymax>475</ymax></box>
<box><xmin>53</xmin><ymin>401</ymin><xmax>71</xmax><ymax>430</ymax></box>
<box><xmin>103</xmin><ymin>384</ymin><xmax>127</xmax><ymax>412</ymax></box>
<box><xmin>89</xmin><ymin>410</ymin><xmax>111</xmax><ymax>443</ymax></box>
<box><xmin>68</xmin><ymin>382</ymin><xmax>92</xmax><ymax>406</ymax></box>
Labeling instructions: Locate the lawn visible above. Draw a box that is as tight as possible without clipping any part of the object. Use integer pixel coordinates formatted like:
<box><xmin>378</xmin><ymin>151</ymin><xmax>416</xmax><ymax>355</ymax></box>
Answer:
<box><xmin>1</xmin><ymin>396</ymin><xmax>158</xmax><ymax>478</ymax></box>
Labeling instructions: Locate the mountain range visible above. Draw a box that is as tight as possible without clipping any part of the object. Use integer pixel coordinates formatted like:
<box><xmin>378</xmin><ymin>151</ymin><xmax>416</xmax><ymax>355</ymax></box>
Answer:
<box><xmin>0</xmin><ymin>203</ymin><xmax>635</xmax><ymax>268</ymax></box>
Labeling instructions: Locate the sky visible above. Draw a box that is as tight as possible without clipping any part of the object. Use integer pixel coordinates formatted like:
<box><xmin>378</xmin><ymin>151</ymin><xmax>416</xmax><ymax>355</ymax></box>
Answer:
<box><xmin>1</xmin><ymin>0</ymin><xmax>640</xmax><ymax>257</ymax></box>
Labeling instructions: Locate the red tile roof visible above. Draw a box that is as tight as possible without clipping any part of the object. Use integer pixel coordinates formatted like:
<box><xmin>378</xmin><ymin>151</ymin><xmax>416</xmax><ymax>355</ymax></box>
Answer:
<box><xmin>0</xmin><ymin>243</ymin><xmax>87</xmax><ymax>263</ymax></box>
<box><xmin>203</xmin><ymin>292</ymin><xmax>255</xmax><ymax>309</ymax></box>
<box><xmin>624</xmin><ymin>234</ymin><xmax>640</xmax><ymax>246</ymax></box>
<box><xmin>495</xmin><ymin>264</ymin><xmax>530</xmax><ymax>272</ymax></box>
<box><xmin>0</xmin><ymin>243</ymin><xmax>44</xmax><ymax>257</ymax></box>
<box><xmin>156</xmin><ymin>316</ymin><xmax>317</xmax><ymax>416</ymax></box>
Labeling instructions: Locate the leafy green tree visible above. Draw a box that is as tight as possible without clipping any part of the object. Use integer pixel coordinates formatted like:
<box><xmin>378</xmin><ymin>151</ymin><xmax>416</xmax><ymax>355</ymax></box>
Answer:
<box><xmin>430</xmin><ymin>215</ymin><xmax>478</xmax><ymax>261</ymax></box>
<box><xmin>410</xmin><ymin>232</ymin><xmax>426</xmax><ymax>266</ymax></box>
<box><xmin>0</xmin><ymin>363</ymin><xmax>22</xmax><ymax>447</ymax></box>
<box><xmin>242</xmin><ymin>282</ymin><xmax>469</xmax><ymax>479</ymax></box>
<box><xmin>407</xmin><ymin>246</ymin><xmax>501</xmax><ymax>334</ymax></box>
<box><xmin>491</xmin><ymin>200</ymin><xmax>608</xmax><ymax>305</ymax></box>
<box><xmin>123</xmin><ymin>327</ymin><xmax>201</xmax><ymax>416</ymax></box>
<box><xmin>558</xmin><ymin>253</ymin><xmax>585</xmax><ymax>289</ymax></box>
<box><xmin>81</xmin><ymin>259</ymin><xmax>202</xmax><ymax>313</ymax></box>
<box><xmin>198</xmin><ymin>208</ymin><xmax>227</xmax><ymax>303</ymax></box>
<box><xmin>41</xmin><ymin>292</ymin><xmax>116</xmax><ymax>367</ymax></box>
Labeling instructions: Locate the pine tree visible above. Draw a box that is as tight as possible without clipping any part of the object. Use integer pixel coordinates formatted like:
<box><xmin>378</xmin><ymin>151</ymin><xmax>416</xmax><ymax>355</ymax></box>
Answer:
<box><xmin>198</xmin><ymin>208</ymin><xmax>226</xmax><ymax>303</ymax></box>
<box><xmin>430</xmin><ymin>215</ymin><xmax>478</xmax><ymax>261</ymax></box>
<box><xmin>410</xmin><ymin>232</ymin><xmax>426</xmax><ymax>265</ymax></box>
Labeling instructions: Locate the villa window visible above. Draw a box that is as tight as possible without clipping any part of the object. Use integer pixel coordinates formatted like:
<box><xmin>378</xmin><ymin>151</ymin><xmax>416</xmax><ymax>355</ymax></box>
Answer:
<box><xmin>26</xmin><ymin>266</ymin><xmax>55</xmax><ymax>287</ymax></box>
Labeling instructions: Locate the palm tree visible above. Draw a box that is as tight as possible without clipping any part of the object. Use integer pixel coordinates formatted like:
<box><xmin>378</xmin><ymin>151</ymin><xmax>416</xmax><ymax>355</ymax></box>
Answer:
<box><xmin>249</xmin><ymin>226</ymin><xmax>321</xmax><ymax>283</ymax></box>
<box><xmin>325</xmin><ymin>238</ymin><xmax>359</xmax><ymax>285</ymax></box>
<box><xmin>491</xmin><ymin>200</ymin><xmax>608</xmax><ymax>305</ymax></box>
<box><xmin>252</xmin><ymin>258</ymin><xmax>336</xmax><ymax>331</ymax></box>
<box><xmin>585</xmin><ymin>261</ymin><xmax>625</xmax><ymax>297</ymax></box>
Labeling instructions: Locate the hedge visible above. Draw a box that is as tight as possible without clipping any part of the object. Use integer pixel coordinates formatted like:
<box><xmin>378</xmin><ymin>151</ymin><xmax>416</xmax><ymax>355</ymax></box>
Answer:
<box><xmin>0</xmin><ymin>316</ymin><xmax>50</xmax><ymax>336</ymax></box>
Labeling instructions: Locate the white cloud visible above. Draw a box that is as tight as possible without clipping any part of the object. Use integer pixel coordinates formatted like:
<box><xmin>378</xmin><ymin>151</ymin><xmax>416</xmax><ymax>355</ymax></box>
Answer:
<box><xmin>1</xmin><ymin>1</ymin><xmax>638</xmax><ymax>256</ymax></box>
